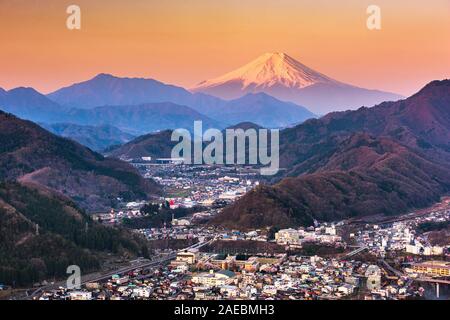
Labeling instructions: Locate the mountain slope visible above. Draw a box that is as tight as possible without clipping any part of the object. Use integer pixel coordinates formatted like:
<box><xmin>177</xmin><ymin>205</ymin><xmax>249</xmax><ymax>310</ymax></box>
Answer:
<box><xmin>106</xmin><ymin>122</ymin><xmax>265</xmax><ymax>161</ymax></box>
<box><xmin>48</xmin><ymin>73</ymin><xmax>227</xmax><ymax>117</ymax></box>
<box><xmin>195</xmin><ymin>52</ymin><xmax>337</xmax><ymax>91</ymax></box>
<box><xmin>212</xmin><ymin>133</ymin><xmax>450</xmax><ymax>229</ymax></box>
<box><xmin>105</xmin><ymin>130</ymin><xmax>176</xmax><ymax>160</ymax></box>
<box><xmin>192</xmin><ymin>52</ymin><xmax>403</xmax><ymax>114</ymax></box>
<box><xmin>211</xmin><ymin>93</ymin><xmax>316</xmax><ymax>128</ymax></box>
<box><xmin>0</xmin><ymin>87</ymin><xmax>66</xmax><ymax>122</ymax></box>
<box><xmin>0</xmin><ymin>111</ymin><xmax>160</xmax><ymax>211</ymax></box>
<box><xmin>278</xmin><ymin>80</ymin><xmax>450</xmax><ymax>177</ymax></box>
<box><xmin>47</xmin><ymin>73</ymin><xmax>195</xmax><ymax>109</ymax></box>
<box><xmin>64</xmin><ymin>102</ymin><xmax>222</xmax><ymax>135</ymax></box>
<box><xmin>210</xmin><ymin>80</ymin><xmax>450</xmax><ymax>229</ymax></box>
<box><xmin>41</xmin><ymin>123</ymin><xmax>135</xmax><ymax>151</ymax></box>
<box><xmin>0</xmin><ymin>182</ymin><xmax>151</xmax><ymax>286</ymax></box>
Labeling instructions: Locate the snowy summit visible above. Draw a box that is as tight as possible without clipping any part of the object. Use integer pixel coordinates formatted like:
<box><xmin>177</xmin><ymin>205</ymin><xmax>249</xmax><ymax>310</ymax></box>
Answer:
<box><xmin>193</xmin><ymin>52</ymin><xmax>337</xmax><ymax>91</ymax></box>
<box><xmin>192</xmin><ymin>52</ymin><xmax>403</xmax><ymax>114</ymax></box>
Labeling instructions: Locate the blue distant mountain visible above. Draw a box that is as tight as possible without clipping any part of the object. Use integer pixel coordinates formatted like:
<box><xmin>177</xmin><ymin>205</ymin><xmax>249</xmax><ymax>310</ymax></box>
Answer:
<box><xmin>216</xmin><ymin>92</ymin><xmax>316</xmax><ymax>128</ymax></box>
<box><xmin>1</xmin><ymin>73</ymin><xmax>318</xmax><ymax>148</ymax></box>
<box><xmin>48</xmin><ymin>73</ymin><xmax>226</xmax><ymax>117</ymax></box>
<box><xmin>0</xmin><ymin>87</ymin><xmax>66</xmax><ymax>122</ymax></box>
<box><xmin>63</xmin><ymin>102</ymin><xmax>223</xmax><ymax>135</ymax></box>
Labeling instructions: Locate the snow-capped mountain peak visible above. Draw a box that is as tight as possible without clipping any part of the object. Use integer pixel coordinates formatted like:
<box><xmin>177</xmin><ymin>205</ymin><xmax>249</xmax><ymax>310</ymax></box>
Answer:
<box><xmin>191</xmin><ymin>52</ymin><xmax>403</xmax><ymax>114</ymax></box>
<box><xmin>194</xmin><ymin>52</ymin><xmax>337</xmax><ymax>91</ymax></box>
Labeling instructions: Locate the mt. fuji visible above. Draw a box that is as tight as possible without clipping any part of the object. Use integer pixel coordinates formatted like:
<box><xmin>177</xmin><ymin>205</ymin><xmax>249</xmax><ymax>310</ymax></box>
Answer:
<box><xmin>195</xmin><ymin>52</ymin><xmax>336</xmax><ymax>90</ymax></box>
<box><xmin>192</xmin><ymin>52</ymin><xmax>403</xmax><ymax>114</ymax></box>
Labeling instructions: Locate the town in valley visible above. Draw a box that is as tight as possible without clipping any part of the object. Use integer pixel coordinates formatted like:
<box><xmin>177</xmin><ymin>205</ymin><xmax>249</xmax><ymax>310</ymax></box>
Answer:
<box><xmin>6</xmin><ymin>160</ymin><xmax>447</xmax><ymax>301</ymax></box>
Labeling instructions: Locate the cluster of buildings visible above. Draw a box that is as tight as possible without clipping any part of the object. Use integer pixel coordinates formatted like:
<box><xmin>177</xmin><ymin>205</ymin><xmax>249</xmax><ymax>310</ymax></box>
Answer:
<box><xmin>165</xmin><ymin>247</ymin><xmax>422</xmax><ymax>300</ymax></box>
<box><xmin>275</xmin><ymin>224</ymin><xmax>344</xmax><ymax>248</ymax></box>
<box><xmin>91</xmin><ymin>201</ymin><xmax>151</xmax><ymax>225</ymax></box>
<box><xmin>37</xmin><ymin>268</ymin><xmax>189</xmax><ymax>300</ymax></box>
<box><xmin>138</xmin><ymin>224</ymin><xmax>271</xmax><ymax>243</ymax></box>
<box><xmin>354</xmin><ymin>207</ymin><xmax>449</xmax><ymax>258</ymax></box>
<box><xmin>406</xmin><ymin>261</ymin><xmax>450</xmax><ymax>278</ymax></box>
<box><xmin>142</xmin><ymin>164</ymin><xmax>259</xmax><ymax>208</ymax></box>
<box><xmin>36</xmin><ymin>250</ymin><xmax>423</xmax><ymax>300</ymax></box>
<box><xmin>90</xmin><ymin>163</ymin><xmax>261</xmax><ymax>228</ymax></box>
<box><xmin>188</xmin><ymin>255</ymin><xmax>420</xmax><ymax>300</ymax></box>
<box><xmin>138</xmin><ymin>226</ymin><xmax>214</xmax><ymax>242</ymax></box>
<box><xmin>217</xmin><ymin>229</ymin><xmax>268</xmax><ymax>242</ymax></box>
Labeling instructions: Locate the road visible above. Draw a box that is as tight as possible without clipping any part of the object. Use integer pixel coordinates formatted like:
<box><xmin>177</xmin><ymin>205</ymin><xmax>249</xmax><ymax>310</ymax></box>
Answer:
<box><xmin>379</xmin><ymin>259</ymin><xmax>404</xmax><ymax>277</ymax></box>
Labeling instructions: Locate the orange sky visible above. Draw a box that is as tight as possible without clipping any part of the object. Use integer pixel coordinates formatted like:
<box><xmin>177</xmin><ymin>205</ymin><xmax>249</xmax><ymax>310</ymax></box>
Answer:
<box><xmin>0</xmin><ymin>0</ymin><xmax>449</xmax><ymax>96</ymax></box>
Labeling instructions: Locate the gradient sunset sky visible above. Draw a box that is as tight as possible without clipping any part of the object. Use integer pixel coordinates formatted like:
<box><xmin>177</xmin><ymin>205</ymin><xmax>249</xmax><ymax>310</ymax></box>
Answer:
<box><xmin>1</xmin><ymin>0</ymin><xmax>449</xmax><ymax>96</ymax></box>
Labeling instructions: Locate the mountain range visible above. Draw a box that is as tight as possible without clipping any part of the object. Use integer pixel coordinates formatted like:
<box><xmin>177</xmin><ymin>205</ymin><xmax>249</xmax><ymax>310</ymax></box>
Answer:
<box><xmin>0</xmin><ymin>52</ymin><xmax>406</xmax><ymax>126</ymax></box>
<box><xmin>104</xmin><ymin>80</ymin><xmax>450</xmax><ymax>230</ymax></box>
<box><xmin>1</xmin><ymin>53</ymin><xmax>407</xmax><ymax>149</ymax></box>
<box><xmin>0</xmin><ymin>83</ymin><xmax>223</xmax><ymax>136</ymax></box>
<box><xmin>47</xmin><ymin>73</ymin><xmax>316</xmax><ymax>129</ymax></box>
<box><xmin>3</xmin><ymin>72</ymin><xmax>441</xmax><ymax>230</ymax></box>
<box><xmin>0</xmin><ymin>74</ymin><xmax>316</xmax><ymax>144</ymax></box>
<box><xmin>210</xmin><ymin>80</ymin><xmax>450</xmax><ymax>229</ymax></box>
<box><xmin>192</xmin><ymin>52</ymin><xmax>403</xmax><ymax>114</ymax></box>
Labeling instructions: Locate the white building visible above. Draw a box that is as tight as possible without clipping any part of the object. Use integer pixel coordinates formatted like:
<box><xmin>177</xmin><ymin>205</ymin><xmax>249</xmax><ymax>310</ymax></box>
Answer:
<box><xmin>262</xmin><ymin>285</ymin><xmax>278</xmax><ymax>296</ymax></box>
<box><xmin>69</xmin><ymin>291</ymin><xmax>92</xmax><ymax>300</ymax></box>
<box><xmin>406</xmin><ymin>244</ymin><xmax>444</xmax><ymax>256</ymax></box>
<box><xmin>275</xmin><ymin>228</ymin><xmax>300</xmax><ymax>244</ymax></box>
<box><xmin>172</xmin><ymin>219</ymin><xmax>191</xmax><ymax>226</ymax></box>
<box><xmin>220</xmin><ymin>285</ymin><xmax>240</xmax><ymax>298</ymax></box>
<box><xmin>325</xmin><ymin>226</ymin><xmax>337</xmax><ymax>235</ymax></box>
<box><xmin>191</xmin><ymin>270</ymin><xmax>236</xmax><ymax>287</ymax></box>
<box><xmin>173</xmin><ymin>249</ymin><xmax>198</xmax><ymax>265</ymax></box>
<box><xmin>338</xmin><ymin>284</ymin><xmax>355</xmax><ymax>295</ymax></box>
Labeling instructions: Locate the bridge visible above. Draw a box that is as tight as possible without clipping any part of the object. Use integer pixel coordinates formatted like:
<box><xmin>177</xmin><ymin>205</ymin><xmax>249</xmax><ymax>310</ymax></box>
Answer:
<box><xmin>379</xmin><ymin>259</ymin><xmax>449</xmax><ymax>298</ymax></box>
<box><xmin>345</xmin><ymin>246</ymin><xmax>368</xmax><ymax>258</ymax></box>
<box><xmin>414</xmin><ymin>277</ymin><xmax>450</xmax><ymax>299</ymax></box>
